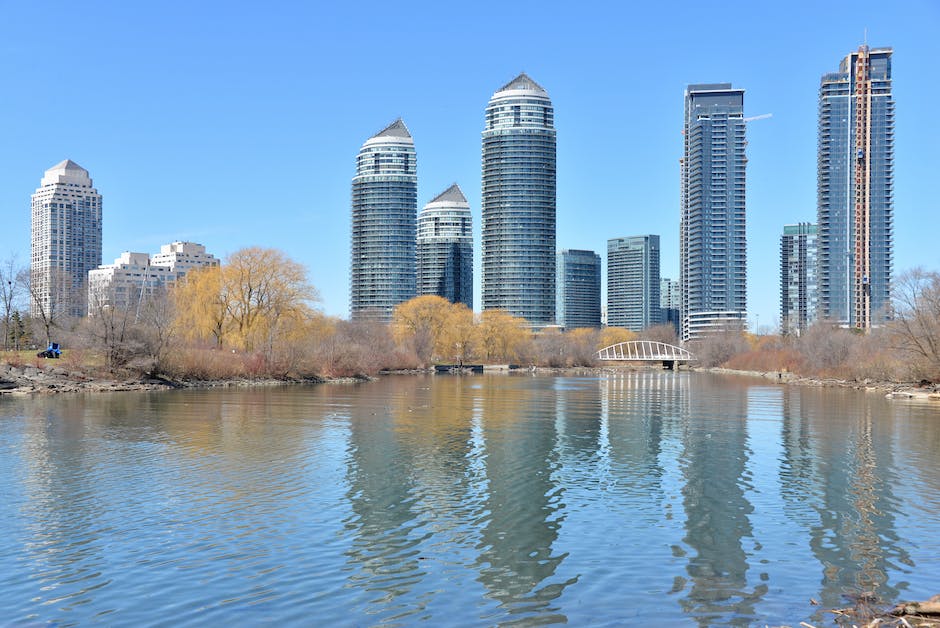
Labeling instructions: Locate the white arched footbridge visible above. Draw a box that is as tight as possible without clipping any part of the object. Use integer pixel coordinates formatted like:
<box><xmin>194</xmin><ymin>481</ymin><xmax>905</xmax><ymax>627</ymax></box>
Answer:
<box><xmin>597</xmin><ymin>341</ymin><xmax>695</xmax><ymax>369</ymax></box>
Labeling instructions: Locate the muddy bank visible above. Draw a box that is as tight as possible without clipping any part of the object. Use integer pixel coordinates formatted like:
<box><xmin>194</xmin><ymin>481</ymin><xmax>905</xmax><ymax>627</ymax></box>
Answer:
<box><xmin>701</xmin><ymin>366</ymin><xmax>940</xmax><ymax>402</ymax></box>
<box><xmin>0</xmin><ymin>361</ymin><xmax>368</xmax><ymax>396</ymax></box>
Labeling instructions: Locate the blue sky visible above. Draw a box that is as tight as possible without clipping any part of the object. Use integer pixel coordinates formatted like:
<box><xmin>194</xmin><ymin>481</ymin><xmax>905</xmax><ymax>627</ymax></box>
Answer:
<box><xmin>1</xmin><ymin>0</ymin><xmax>937</xmax><ymax>331</ymax></box>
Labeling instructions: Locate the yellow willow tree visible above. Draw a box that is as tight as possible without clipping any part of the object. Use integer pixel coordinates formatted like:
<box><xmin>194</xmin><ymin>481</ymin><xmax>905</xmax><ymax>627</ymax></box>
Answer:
<box><xmin>172</xmin><ymin>247</ymin><xmax>319</xmax><ymax>354</ymax></box>
<box><xmin>478</xmin><ymin>309</ymin><xmax>531</xmax><ymax>363</ymax></box>
<box><xmin>222</xmin><ymin>247</ymin><xmax>319</xmax><ymax>353</ymax></box>
<box><xmin>392</xmin><ymin>295</ymin><xmax>453</xmax><ymax>366</ymax></box>
<box><xmin>596</xmin><ymin>326</ymin><xmax>637</xmax><ymax>351</ymax></box>
<box><xmin>173</xmin><ymin>265</ymin><xmax>228</xmax><ymax>348</ymax></box>
<box><xmin>437</xmin><ymin>303</ymin><xmax>477</xmax><ymax>364</ymax></box>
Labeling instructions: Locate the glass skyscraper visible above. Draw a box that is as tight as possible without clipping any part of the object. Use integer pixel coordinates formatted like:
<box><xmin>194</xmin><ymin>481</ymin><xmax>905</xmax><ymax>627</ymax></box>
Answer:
<box><xmin>30</xmin><ymin>159</ymin><xmax>102</xmax><ymax>319</ymax></box>
<box><xmin>680</xmin><ymin>84</ymin><xmax>747</xmax><ymax>341</ymax></box>
<box><xmin>417</xmin><ymin>183</ymin><xmax>473</xmax><ymax>308</ymax></box>
<box><xmin>780</xmin><ymin>223</ymin><xmax>818</xmax><ymax>335</ymax></box>
<box><xmin>350</xmin><ymin>119</ymin><xmax>417</xmax><ymax>322</ymax></box>
<box><xmin>481</xmin><ymin>73</ymin><xmax>556</xmax><ymax>326</ymax></box>
<box><xmin>817</xmin><ymin>46</ymin><xmax>893</xmax><ymax>328</ymax></box>
<box><xmin>607</xmin><ymin>235</ymin><xmax>661</xmax><ymax>331</ymax></box>
<box><xmin>556</xmin><ymin>249</ymin><xmax>601</xmax><ymax>329</ymax></box>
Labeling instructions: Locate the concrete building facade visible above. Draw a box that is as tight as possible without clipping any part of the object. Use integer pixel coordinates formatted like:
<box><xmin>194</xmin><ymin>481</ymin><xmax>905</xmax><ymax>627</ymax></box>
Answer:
<box><xmin>417</xmin><ymin>184</ymin><xmax>473</xmax><ymax>308</ymax></box>
<box><xmin>30</xmin><ymin>160</ymin><xmax>102</xmax><ymax>319</ymax></box>
<box><xmin>680</xmin><ymin>84</ymin><xmax>748</xmax><ymax>341</ymax></box>
<box><xmin>350</xmin><ymin>119</ymin><xmax>418</xmax><ymax>322</ymax></box>
<box><xmin>608</xmin><ymin>235</ymin><xmax>661</xmax><ymax>331</ymax></box>
<box><xmin>481</xmin><ymin>73</ymin><xmax>556</xmax><ymax>327</ymax></box>
<box><xmin>87</xmin><ymin>242</ymin><xmax>218</xmax><ymax>314</ymax></box>
<box><xmin>817</xmin><ymin>46</ymin><xmax>894</xmax><ymax>328</ymax></box>
<box><xmin>556</xmin><ymin>249</ymin><xmax>601</xmax><ymax>329</ymax></box>
<box><xmin>780</xmin><ymin>223</ymin><xmax>818</xmax><ymax>335</ymax></box>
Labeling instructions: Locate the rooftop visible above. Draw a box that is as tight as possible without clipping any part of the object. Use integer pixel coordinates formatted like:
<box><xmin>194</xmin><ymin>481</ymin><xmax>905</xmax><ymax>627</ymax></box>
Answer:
<box><xmin>428</xmin><ymin>183</ymin><xmax>467</xmax><ymax>205</ymax></box>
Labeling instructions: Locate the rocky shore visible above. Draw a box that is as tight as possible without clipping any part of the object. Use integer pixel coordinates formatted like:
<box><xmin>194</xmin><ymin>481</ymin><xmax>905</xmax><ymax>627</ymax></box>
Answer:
<box><xmin>0</xmin><ymin>361</ymin><xmax>346</xmax><ymax>396</ymax></box>
<box><xmin>3</xmin><ymin>360</ymin><xmax>938</xmax><ymax>402</ymax></box>
<box><xmin>701</xmin><ymin>366</ymin><xmax>940</xmax><ymax>402</ymax></box>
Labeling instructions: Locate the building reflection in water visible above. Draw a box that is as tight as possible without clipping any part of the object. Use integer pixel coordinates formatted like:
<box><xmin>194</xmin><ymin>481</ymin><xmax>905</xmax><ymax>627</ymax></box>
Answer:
<box><xmin>473</xmin><ymin>375</ymin><xmax>574</xmax><ymax>623</ymax></box>
<box><xmin>677</xmin><ymin>375</ymin><xmax>764</xmax><ymax>626</ymax></box>
<box><xmin>778</xmin><ymin>388</ymin><xmax>912</xmax><ymax>611</ymax></box>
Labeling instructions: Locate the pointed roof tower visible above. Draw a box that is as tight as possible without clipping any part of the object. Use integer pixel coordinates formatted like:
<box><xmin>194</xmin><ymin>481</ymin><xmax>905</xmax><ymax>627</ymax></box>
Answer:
<box><xmin>47</xmin><ymin>159</ymin><xmax>88</xmax><ymax>174</ymax></box>
<box><xmin>496</xmin><ymin>72</ymin><xmax>547</xmax><ymax>95</ymax></box>
<box><xmin>41</xmin><ymin>159</ymin><xmax>93</xmax><ymax>186</ymax></box>
<box><xmin>372</xmin><ymin>118</ymin><xmax>412</xmax><ymax>140</ymax></box>
<box><xmin>429</xmin><ymin>183</ymin><xmax>467</xmax><ymax>205</ymax></box>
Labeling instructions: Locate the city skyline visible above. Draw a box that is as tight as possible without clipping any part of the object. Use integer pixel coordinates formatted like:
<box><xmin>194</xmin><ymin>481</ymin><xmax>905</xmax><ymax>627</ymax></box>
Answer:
<box><xmin>1</xmin><ymin>2</ymin><xmax>937</xmax><ymax>332</ymax></box>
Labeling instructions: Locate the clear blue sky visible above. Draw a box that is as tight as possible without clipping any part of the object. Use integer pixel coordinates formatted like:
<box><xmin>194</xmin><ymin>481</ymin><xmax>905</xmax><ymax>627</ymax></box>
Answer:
<box><xmin>2</xmin><ymin>0</ymin><xmax>937</xmax><ymax>331</ymax></box>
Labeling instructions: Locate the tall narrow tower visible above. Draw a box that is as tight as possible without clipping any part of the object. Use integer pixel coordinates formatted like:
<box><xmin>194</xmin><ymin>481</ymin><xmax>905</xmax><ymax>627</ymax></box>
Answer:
<box><xmin>30</xmin><ymin>159</ymin><xmax>102</xmax><ymax>319</ymax></box>
<box><xmin>417</xmin><ymin>183</ymin><xmax>473</xmax><ymax>308</ymax></box>
<box><xmin>680</xmin><ymin>84</ymin><xmax>747</xmax><ymax>341</ymax></box>
<box><xmin>350</xmin><ymin>119</ymin><xmax>418</xmax><ymax>322</ymax></box>
<box><xmin>481</xmin><ymin>73</ymin><xmax>556</xmax><ymax>326</ymax></box>
<box><xmin>818</xmin><ymin>46</ymin><xmax>893</xmax><ymax>329</ymax></box>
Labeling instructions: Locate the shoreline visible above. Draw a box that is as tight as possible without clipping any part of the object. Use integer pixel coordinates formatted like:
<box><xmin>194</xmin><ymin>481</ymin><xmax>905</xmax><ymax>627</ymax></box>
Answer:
<box><xmin>0</xmin><ymin>361</ymin><xmax>374</xmax><ymax>396</ymax></box>
<box><xmin>2</xmin><ymin>360</ymin><xmax>938</xmax><ymax>403</ymax></box>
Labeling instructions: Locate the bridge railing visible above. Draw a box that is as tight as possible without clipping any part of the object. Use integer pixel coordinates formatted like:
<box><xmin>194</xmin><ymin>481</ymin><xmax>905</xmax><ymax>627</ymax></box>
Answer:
<box><xmin>596</xmin><ymin>341</ymin><xmax>694</xmax><ymax>362</ymax></box>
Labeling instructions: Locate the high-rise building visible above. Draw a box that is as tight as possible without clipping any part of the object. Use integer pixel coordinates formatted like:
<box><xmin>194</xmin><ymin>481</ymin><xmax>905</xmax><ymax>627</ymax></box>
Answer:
<box><xmin>350</xmin><ymin>119</ymin><xmax>417</xmax><ymax>322</ymax></box>
<box><xmin>417</xmin><ymin>184</ymin><xmax>473</xmax><ymax>308</ymax></box>
<box><xmin>780</xmin><ymin>223</ymin><xmax>818</xmax><ymax>335</ymax></box>
<box><xmin>88</xmin><ymin>242</ymin><xmax>218</xmax><ymax>315</ymax></box>
<box><xmin>660</xmin><ymin>277</ymin><xmax>681</xmax><ymax>335</ymax></box>
<box><xmin>30</xmin><ymin>160</ymin><xmax>103</xmax><ymax>319</ymax></box>
<box><xmin>680</xmin><ymin>84</ymin><xmax>747</xmax><ymax>341</ymax></box>
<box><xmin>607</xmin><ymin>235</ymin><xmax>661</xmax><ymax>331</ymax></box>
<box><xmin>818</xmin><ymin>45</ymin><xmax>894</xmax><ymax>329</ymax></box>
<box><xmin>556</xmin><ymin>249</ymin><xmax>601</xmax><ymax>329</ymax></box>
<box><xmin>481</xmin><ymin>73</ymin><xmax>556</xmax><ymax>326</ymax></box>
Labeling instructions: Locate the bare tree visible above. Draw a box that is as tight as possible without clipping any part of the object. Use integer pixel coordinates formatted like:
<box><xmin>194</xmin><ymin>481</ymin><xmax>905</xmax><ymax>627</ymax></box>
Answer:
<box><xmin>21</xmin><ymin>266</ymin><xmax>74</xmax><ymax>347</ymax></box>
<box><xmin>890</xmin><ymin>268</ymin><xmax>940</xmax><ymax>379</ymax></box>
<box><xmin>0</xmin><ymin>254</ymin><xmax>25</xmax><ymax>350</ymax></box>
<box><xmin>691</xmin><ymin>329</ymin><xmax>750</xmax><ymax>367</ymax></box>
<box><xmin>84</xmin><ymin>282</ymin><xmax>137</xmax><ymax>370</ymax></box>
<box><xmin>637</xmin><ymin>323</ymin><xmax>680</xmax><ymax>346</ymax></box>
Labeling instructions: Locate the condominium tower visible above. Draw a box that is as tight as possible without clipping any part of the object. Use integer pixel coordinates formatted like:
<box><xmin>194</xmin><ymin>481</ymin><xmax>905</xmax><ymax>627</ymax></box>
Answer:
<box><xmin>30</xmin><ymin>159</ymin><xmax>102</xmax><ymax>319</ymax></box>
<box><xmin>556</xmin><ymin>249</ymin><xmax>601</xmax><ymax>329</ymax></box>
<box><xmin>680</xmin><ymin>84</ymin><xmax>747</xmax><ymax>341</ymax></box>
<box><xmin>660</xmin><ymin>277</ymin><xmax>680</xmax><ymax>335</ymax></box>
<box><xmin>350</xmin><ymin>119</ymin><xmax>417</xmax><ymax>322</ymax></box>
<box><xmin>417</xmin><ymin>184</ymin><xmax>473</xmax><ymax>308</ymax></box>
<box><xmin>818</xmin><ymin>46</ymin><xmax>893</xmax><ymax>328</ymax></box>
<box><xmin>481</xmin><ymin>73</ymin><xmax>556</xmax><ymax>326</ymax></box>
<box><xmin>780</xmin><ymin>223</ymin><xmax>818</xmax><ymax>335</ymax></box>
<box><xmin>608</xmin><ymin>235</ymin><xmax>661</xmax><ymax>331</ymax></box>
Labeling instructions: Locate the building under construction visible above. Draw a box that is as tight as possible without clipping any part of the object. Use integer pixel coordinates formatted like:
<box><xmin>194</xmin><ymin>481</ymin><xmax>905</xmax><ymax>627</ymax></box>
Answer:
<box><xmin>817</xmin><ymin>45</ymin><xmax>894</xmax><ymax>329</ymax></box>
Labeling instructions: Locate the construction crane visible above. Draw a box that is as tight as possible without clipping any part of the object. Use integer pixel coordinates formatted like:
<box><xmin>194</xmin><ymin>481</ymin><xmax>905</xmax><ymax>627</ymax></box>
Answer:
<box><xmin>743</xmin><ymin>113</ymin><xmax>773</xmax><ymax>122</ymax></box>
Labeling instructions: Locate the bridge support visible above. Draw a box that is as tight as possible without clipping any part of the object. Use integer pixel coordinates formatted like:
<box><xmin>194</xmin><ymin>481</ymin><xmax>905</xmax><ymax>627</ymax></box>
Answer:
<box><xmin>662</xmin><ymin>360</ymin><xmax>675</xmax><ymax>370</ymax></box>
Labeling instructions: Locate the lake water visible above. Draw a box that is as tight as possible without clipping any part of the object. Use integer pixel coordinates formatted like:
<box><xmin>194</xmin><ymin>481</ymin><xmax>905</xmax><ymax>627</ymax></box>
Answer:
<box><xmin>1</xmin><ymin>372</ymin><xmax>938</xmax><ymax>626</ymax></box>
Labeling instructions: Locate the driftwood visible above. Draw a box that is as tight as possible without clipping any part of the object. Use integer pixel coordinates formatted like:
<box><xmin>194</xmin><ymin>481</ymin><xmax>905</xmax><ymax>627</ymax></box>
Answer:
<box><xmin>891</xmin><ymin>595</ymin><xmax>940</xmax><ymax>619</ymax></box>
<box><xmin>826</xmin><ymin>593</ymin><xmax>940</xmax><ymax>627</ymax></box>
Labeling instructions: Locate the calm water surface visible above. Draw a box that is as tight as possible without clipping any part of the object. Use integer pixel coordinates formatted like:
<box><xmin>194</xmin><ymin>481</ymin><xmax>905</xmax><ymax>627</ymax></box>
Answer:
<box><xmin>1</xmin><ymin>372</ymin><xmax>939</xmax><ymax>626</ymax></box>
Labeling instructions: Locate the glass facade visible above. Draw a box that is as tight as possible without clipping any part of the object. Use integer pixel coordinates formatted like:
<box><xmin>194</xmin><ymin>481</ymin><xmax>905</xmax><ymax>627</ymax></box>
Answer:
<box><xmin>417</xmin><ymin>184</ymin><xmax>473</xmax><ymax>308</ymax></box>
<box><xmin>607</xmin><ymin>235</ymin><xmax>661</xmax><ymax>331</ymax></box>
<box><xmin>680</xmin><ymin>84</ymin><xmax>747</xmax><ymax>341</ymax></box>
<box><xmin>556</xmin><ymin>249</ymin><xmax>601</xmax><ymax>329</ymax></box>
<box><xmin>350</xmin><ymin>119</ymin><xmax>417</xmax><ymax>322</ymax></box>
<box><xmin>817</xmin><ymin>46</ymin><xmax>893</xmax><ymax>328</ymax></box>
<box><xmin>481</xmin><ymin>73</ymin><xmax>556</xmax><ymax>327</ymax></box>
<box><xmin>779</xmin><ymin>223</ymin><xmax>818</xmax><ymax>335</ymax></box>
<box><xmin>660</xmin><ymin>277</ymin><xmax>680</xmax><ymax>335</ymax></box>
<box><xmin>30</xmin><ymin>160</ymin><xmax>102</xmax><ymax>319</ymax></box>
